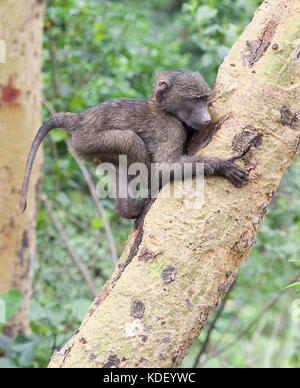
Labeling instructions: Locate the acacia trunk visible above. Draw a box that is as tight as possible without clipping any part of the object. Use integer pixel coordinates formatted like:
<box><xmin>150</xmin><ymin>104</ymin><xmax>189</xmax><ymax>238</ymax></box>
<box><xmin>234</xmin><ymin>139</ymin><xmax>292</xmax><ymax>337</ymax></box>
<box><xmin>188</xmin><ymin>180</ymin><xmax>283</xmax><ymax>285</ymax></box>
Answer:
<box><xmin>49</xmin><ymin>0</ymin><xmax>300</xmax><ymax>368</ymax></box>
<box><xmin>0</xmin><ymin>0</ymin><xmax>45</xmax><ymax>336</ymax></box>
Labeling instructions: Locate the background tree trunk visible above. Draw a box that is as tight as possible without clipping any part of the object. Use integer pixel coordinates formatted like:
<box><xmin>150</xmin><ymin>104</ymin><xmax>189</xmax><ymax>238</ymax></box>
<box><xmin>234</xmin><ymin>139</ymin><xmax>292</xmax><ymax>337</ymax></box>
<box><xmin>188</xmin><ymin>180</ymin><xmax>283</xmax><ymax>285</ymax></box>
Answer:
<box><xmin>48</xmin><ymin>0</ymin><xmax>300</xmax><ymax>368</ymax></box>
<box><xmin>0</xmin><ymin>0</ymin><xmax>45</xmax><ymax>337</ymax></box>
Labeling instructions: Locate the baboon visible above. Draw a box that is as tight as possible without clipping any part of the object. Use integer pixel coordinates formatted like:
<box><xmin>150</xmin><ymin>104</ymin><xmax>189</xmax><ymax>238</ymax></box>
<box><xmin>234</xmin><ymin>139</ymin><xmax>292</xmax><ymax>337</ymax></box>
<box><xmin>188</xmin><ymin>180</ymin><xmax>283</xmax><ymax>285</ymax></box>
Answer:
<box><xmin>20</xmin><ymin>69</ymin><xmax>248</xmax><ymax>219</ymax></box>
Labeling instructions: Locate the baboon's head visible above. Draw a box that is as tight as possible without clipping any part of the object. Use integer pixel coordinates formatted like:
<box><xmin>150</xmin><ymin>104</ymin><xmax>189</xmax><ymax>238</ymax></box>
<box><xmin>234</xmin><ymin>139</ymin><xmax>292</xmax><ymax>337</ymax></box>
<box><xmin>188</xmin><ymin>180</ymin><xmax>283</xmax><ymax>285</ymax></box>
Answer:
<box><xmin>153</xmin><ymin>69</ymin><xmax>211</xmax><ymax>130</ymax></box>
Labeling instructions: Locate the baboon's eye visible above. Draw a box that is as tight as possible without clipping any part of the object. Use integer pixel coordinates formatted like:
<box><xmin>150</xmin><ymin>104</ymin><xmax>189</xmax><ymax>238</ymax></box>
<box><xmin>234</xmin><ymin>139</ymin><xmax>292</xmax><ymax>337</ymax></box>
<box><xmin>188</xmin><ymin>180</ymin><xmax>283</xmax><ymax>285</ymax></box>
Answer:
<box><xmin>191</xmin><ymin>98</ymin><xmax>202</xmax><ymax>103</ymax></box>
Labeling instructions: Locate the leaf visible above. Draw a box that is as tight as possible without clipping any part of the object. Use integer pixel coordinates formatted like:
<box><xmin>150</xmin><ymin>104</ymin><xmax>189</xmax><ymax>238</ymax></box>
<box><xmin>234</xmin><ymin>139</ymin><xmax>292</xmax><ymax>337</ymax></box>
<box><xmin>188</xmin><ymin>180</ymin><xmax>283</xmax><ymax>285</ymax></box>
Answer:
<box><xmin>28</xmin><ymin>304</ymin><xmax>47</xmax><ymax>321</ymax></box>
<box><xmin>289</xmin><ymin>259</ymin><xmax>300</xmax><ymax>264</ymax></box>
<box><xmin>0</xmin><ymin>289</ymin><xmax>24</xmax><ymax>322</ymax></box>
<box><xmin>195</xmin><ymin>5</ymin><xmax>218</xmax><ymax>26</ymax></box>
<box><xmin>11</xmin><ymin>336</ymin><xmax>39</xmax><ymax>367</ymax></box>
<box><xmin>200</xmin><ymin>52</ymin><xmax>215</xmax><ymax>67</ymax></box>
<box><xmin>285</xmin><ymin>282</ymin><xmax>300</xmax><ymax>289</ymax></box>
<box><xmin>69</xmin><ymin>95</ymin><xmax>85</xmax><ymax>111</ymax></box>
<box><xmin>49</xmin><ymin>128</ymin><xmax>68</xmax><ymax>143</ymax></box>
<box><xmin>289</xmin><ymin>352</ymin><xmax>299</xmax><ymax>367</ymax></box>
<box><xmin>92</xmin><ymin>218</ymin><xmax>104</xmax><ymax>228</ymax></box>
<box><xmin>93</xmin><ymin>22</ymin><xmax>105</xmax><ymax>41</ymax></box>
<box><xmin>45</xmin><ymin>304</ymin><xmax>67</xmax><ymax>326</ymax></box>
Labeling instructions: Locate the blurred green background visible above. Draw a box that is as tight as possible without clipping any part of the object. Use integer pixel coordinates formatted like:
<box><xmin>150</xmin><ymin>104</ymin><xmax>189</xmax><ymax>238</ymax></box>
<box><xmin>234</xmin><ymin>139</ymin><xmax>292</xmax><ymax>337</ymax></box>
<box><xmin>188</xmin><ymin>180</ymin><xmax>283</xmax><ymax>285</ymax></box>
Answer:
<box><xmin>1</xmin><ymin>0</ymin><xmax>300</xmax><ymax>368</ymax></box>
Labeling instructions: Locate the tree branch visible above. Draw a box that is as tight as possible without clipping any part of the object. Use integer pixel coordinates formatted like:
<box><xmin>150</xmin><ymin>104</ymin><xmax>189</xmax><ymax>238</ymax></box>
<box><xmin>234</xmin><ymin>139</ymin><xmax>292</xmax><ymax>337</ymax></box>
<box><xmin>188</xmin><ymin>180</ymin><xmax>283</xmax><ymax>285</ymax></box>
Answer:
<box><xmin>48</xmin><ymin>0</ymin><xmax>300</xmax><ymax>368</ymax></box>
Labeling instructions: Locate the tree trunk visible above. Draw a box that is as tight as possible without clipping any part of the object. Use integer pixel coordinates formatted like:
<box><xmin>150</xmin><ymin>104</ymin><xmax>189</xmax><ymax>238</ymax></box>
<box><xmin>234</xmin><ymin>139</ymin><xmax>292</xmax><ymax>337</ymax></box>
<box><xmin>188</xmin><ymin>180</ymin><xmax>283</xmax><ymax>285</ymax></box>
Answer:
<box><xmin>48</xmin><ymin>0</ymin><xmax>300</xmax><ymax>368</ymax></box>
<box><xmin>0</xmin><ymin>0</ymin><xmax>45</xmax><ymax>337</ymax></box>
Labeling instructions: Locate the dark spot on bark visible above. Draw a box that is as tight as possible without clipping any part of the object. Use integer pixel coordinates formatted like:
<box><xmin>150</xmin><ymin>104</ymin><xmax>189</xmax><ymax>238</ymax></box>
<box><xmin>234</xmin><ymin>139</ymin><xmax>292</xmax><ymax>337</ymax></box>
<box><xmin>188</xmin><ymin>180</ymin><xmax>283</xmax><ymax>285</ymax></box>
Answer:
<box><xmin>62</xmin><ymin>345</ymin><xmax>73</xmax><ymax>363</ymax></box>
<box><xmin>195</xmin><ymin>312</ymin><xmax>203</xmax><ymax>323</ymax></box>
<box><xmin>21</xmin><ymin>253</ymin><xmax>33</xmax><ymax>280</ymax></box>
<box><xmin>230</xmin><ymin>63</ymin><xmax>236</xmax><ymax>67</ymax></box>
<box><xmin>94</xmin><ymin>282</ymin><xmax>110</xmax><ymax>308</ymax></box>
<box><xmin>22</xmin><ymin>230</ymin><xmax>29</xmax><ymax>249</ymax></box>
<box><xmin>226</xmin><ymin>270</ymin><xmax>233</xmax><ymax>278</ymax></box>
<box><xmin>138</xmin><ymin>247</ymin><xmax>163</xmax><ymax>262</ymax></box>
<box><xmin>36</xmin><ymin>0</ymin><xmax>45</xmax><ymax>4</ymax></box>
<box><xmin>102</xmin><ymin>354</ymin><xmax>120</xmax><ymax>368</ymax></box>
<box><xmin>143</xmin><ymin>324</ymin><xmax>151</xmax><ymax>331</ymax></box>
<box><xmin>232</xmin><ymin>125</ymin><xmax>263</xmax><ymax>160</ymax></box>
<box><xmin>1</xmin><ymin>78</ymin><xmax>21</xmax><ymax>103</ymax></box>
<box><xmin>256</xmin><ymin>202</ymin><xmax>269</xmax><ymax>225</ymax></box>
<box><xmin>242</xmin><ymin>18</ymin><xmax>279</xmax><ymax>66</ymax></box>
<box><xmin>9</xmin><ymin>218</ymin><xmax>14</xmax><ymax>228</ymax></box>
<box><xmin>186</xmin><ymin>299</ymin><xmax>194</xmax><ymax>310</ymax></box>
<box><xmin>26</xmin><ymin>91</ymin><xmax>31</xmax><ymax>97</ymax></box>
<box><xmin>161</xmin><ymin>265</ymin><xmax>177</xmax><ymax>284</ymax></box>
<box><xmin>79</xmin><ymin>337</ymin><xmax>87</xmax><ymax>344</ymax></box>
<box><xmin>139</xmin><ymin>335</ymin><xmax>148</xmax><ymax>342</ymax></box>
<box><xmin>272</xmin><ymin>43</ymin><xmax>279</xmax><ymax>50</ymax></box>
<box><xmin>131</xmin><ymin>300</ymin><xmax>145</xmax><ymax>318</ymax></box>
<box><xmin>280</xmin><ymin>106</ymin><xmax>300</xmax><ymax>129</ymax></box>
<box><xmin>90</xmin><ymin>353</ymin><xmax>97</xmax><ymax>360</ymax></box>
<box><xmin>19</xmin><ymin>230</ymin><xmax>29</xmax><ymax>266</ymax></box>
<box><xmin>281</xmin><ymin>105</ymin><xmax>295</xmax><ymax>126</ymax></box>
<box><xmin>157</xmin><ymin>337</ymin><xmax>170</xmax><ymax>344</ymax></box>
<box><xmin>293</xmin><ymin>139</ymin><xmax>300</xmax><ymax>154</ymax></box>
<box><xmin>219</xmin><ymin>279</ymin><xmax>235</xmax><ymax>293</ymax></box>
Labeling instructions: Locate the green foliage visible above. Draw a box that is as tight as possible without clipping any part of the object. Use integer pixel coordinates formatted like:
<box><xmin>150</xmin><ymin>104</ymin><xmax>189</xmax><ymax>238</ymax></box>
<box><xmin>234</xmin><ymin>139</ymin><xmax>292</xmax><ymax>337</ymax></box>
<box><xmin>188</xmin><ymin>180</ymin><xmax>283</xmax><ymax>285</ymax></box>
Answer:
<box><xmin>286</xmin><ymin>283</ymin><xmax>300</xmax><ymax>289</ymax></box>
<box><xmin>1</xmin><ymin>0</ymin><xmax>299</xmax><ymax>368</ymax></box>
<box><xmin>0</xmin><ymin>289</ymin><xmax>24</xmax><ymax>332</ymax></box>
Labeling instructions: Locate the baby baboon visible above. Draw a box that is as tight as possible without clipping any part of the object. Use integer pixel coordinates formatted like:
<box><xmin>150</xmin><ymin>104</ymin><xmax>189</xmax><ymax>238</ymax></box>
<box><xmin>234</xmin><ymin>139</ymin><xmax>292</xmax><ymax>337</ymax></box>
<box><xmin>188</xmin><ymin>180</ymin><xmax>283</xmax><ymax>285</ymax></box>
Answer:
<box><xmin>20</xmin><ymin>69</ymin><xmax>248</xmax><ymax>219</ymax></box>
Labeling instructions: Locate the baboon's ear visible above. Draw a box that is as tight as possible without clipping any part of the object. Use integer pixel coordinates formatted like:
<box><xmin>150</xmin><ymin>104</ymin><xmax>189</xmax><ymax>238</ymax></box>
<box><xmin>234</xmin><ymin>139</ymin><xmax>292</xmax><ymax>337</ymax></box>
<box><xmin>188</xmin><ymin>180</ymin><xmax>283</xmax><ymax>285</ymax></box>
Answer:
<box><xmin>155</xmin><ymin>79</ymin><xmax>170</xmax><ymax>104</ymax></box>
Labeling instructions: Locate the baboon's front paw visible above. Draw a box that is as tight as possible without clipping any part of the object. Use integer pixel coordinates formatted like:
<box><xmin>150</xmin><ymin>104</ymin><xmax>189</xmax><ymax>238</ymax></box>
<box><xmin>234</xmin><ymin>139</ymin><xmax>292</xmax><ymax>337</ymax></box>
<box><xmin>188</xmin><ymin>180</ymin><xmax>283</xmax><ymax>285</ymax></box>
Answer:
<box><xmin>221</xmin><ymin>160</ymin><xmax>249</xmax><ymax>187</ymax></box>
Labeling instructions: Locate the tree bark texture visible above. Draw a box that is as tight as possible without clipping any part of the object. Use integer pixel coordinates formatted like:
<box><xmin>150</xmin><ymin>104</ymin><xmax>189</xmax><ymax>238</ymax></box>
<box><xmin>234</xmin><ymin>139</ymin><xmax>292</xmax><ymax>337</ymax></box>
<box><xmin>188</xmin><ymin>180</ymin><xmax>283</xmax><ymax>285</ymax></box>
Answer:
<box><xmin>0</xmin><ymin>0</ymin><xmax>45</xmax><ymax>336</ymax></box>
<box><xmin>48</xmin><ymin>0</ymin><xmax>300</xmax><ymax>368</ymax></box>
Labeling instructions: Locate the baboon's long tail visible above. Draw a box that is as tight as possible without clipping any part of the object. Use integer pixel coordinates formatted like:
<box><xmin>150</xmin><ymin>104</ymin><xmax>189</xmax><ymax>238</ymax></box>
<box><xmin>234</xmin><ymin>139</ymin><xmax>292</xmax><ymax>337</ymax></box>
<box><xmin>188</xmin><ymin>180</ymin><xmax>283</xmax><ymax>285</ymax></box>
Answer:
<box><xmin>19</xmin><ymin>113</ymin><xmax>78</xmax><ymax>214</ymax></box>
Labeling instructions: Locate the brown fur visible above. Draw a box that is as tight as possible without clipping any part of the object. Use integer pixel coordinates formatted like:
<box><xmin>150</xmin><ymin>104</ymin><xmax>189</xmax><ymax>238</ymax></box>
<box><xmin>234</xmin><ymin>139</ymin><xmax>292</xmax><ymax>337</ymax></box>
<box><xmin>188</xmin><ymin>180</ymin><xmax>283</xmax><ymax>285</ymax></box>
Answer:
<box><xmin>20</xmin><ymin>69</ymin><xmax>248</xmax><ymax>218</ymax></box>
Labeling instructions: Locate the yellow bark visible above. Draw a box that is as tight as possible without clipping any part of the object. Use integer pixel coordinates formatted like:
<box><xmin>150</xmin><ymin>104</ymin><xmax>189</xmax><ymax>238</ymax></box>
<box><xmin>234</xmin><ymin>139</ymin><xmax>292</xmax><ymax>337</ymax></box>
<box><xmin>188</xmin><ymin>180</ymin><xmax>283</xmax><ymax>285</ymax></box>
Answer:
<box><xmin>0</xmin><ymin>0</ymin><xmax>45</xmax><ymax>336</ymax></box>
<box><xmin>48</xmin><ymin>0</ymin><xmax>300</xmax><ymax>368</ymax></box>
